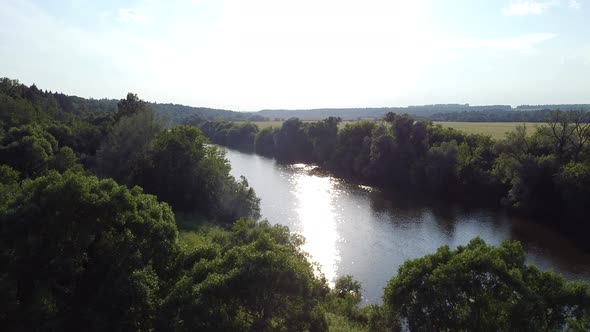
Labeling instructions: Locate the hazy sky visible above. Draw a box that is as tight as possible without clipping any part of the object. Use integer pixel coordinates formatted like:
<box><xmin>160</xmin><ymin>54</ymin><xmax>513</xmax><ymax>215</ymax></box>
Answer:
<box><xmin>1</xmin><ymin>0</ymin><xmax>589</xmax><ymax>111</ymax></box>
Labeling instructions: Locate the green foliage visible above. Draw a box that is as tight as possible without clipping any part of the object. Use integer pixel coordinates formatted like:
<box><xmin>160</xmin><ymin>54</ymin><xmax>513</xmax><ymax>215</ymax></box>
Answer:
<box><xmin>255</xmin><ymin>127</ymin><xmax>276</xmax><ymax>156</ymax></box>
<box><xmin>145</xmin><ymin>126</ymin><xmax>260</xmax><ymax>221</ymax></box>
<box><xmin>0</xmin><ymin>165</ymin><xmax>20</xmax><ymax>215</ymax></box>
<box><xmin>115</xmin><ymin>92</ymin><xmax>149</xmax><ymax>122</ymax></box>
<box><xmin>422</xmin><ymin>140</ymin><xmax>458</xmax><ymax>191</ymax></box>
<box><xmin>329</xmin><ymin>120</ymin><xmax>375</xmax><ymax>178</ymax></box>
<box><xmin>383</xmin><ymin>238</ymin><xmax>590</xmax><ymax>331</ymax></box>
<box><xmin>325</xmin><ymin>312</ymin><xmax>369</xmax><ymax>332</ymax></box>
<box><xmin>555</xmin><ymin>161</ymin><xmax>590</xmax><ymax>222</ymax></box>
<box><xmin>306</xmin><ymin>117</ymin><xmax>341</xmax><ymax>163</ymax></box>
<box><xmin>95</xmin><ymin>107</ymin><xmax>163</xmax><ymax>185</ymax></box>
<box><xmin>274</xmin><ymin>117</ymin><xmax>313</xmax><ymax>162</ymax></box>
<box><xmin>0</xmin><ymin>125</ymin><xmax>81</xmax><ymax>177</ymax></box>
<box><xmin>0</xmin><ymin>171</ymin><xmax>179</xmax><ymax>331</ymax></box>
<box><xmin>200</xmin><ymin>121</ymin><xmax>259</xmax><ymax>150</ymax></box>
<box><xmin>456</xmin><ymin>134</ymin><xmax>497</xmax><ymax>189</ymax></box>
<box><xmin>51</xmin><ymin>146</ymin><xmax>82</xmax><ymax>173</ymax></box>
<box><xmin>0</xmin><ymin>164</ymin><xmax>19</xmax><ymax>185</ymax></box>
<box><xmin>161</xmin><ymin>219</ymin><xmax>328</xmax><ymax>331</ymax></box>
<box><xmin>325</xmin><ymin>276</ymin><xmax>366</xmax><ymax>325</ymax></box>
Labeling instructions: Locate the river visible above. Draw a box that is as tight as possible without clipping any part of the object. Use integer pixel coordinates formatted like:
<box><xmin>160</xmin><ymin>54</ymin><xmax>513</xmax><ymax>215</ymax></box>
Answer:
<box><xmin>223</xmin><ymin>147</ymin><xmax>590</xmax><ymax>304</ymax></box>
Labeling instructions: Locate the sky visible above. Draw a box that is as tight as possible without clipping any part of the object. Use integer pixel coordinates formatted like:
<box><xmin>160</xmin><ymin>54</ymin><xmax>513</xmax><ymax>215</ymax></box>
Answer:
<box><xmin>0</xmin><ymin>0</ymin><xmax>589</xmax><ymax>111</ymax></box>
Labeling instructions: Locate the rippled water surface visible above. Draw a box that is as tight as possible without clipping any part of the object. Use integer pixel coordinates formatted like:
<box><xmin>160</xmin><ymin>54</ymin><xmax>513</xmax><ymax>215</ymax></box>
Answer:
<box><xmin>224</xmin><ymin>147</ymin><xmax>590</xmax><ymax>304</ymax></box>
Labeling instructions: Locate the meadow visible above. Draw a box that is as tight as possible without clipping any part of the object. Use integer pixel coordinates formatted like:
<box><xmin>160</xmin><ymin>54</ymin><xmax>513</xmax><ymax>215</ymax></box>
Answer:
<box><xmin>433</xmin><ymin>121</ymin><xmax>542</xmax><ymax>139</ymax></box>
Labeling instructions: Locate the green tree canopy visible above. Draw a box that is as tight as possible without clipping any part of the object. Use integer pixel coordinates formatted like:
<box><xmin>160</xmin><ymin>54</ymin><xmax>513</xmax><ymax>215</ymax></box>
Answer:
<box><xmin>145</xmin><ymin>126</ymin><xmax>260</xmax><ymax>221</ymax></box>
<box><xmin>115</xmin><ymin>92</ymin><xmax>150</xmax><ymax>122</ymax></box>
<box><xmin>0</xmin><ymin>171</ymin><xmax>179</xmax><ymax>331</ymax></box>
<box><xmin>0</xmin><ymin>125</ymin><xmax>59</xmax><ymax>177</ymax></box>
<box><xmin>384</xmin><ymin>238</ymin><xmax>590</xmax><ymax>331</ymax></box>
<box><xmin>95</xmin><ymin>107</ymin><xmax>163</xmax><ymax>185</ymax></box>
<box><xmin>160</xmin><ymin>219</ymin><xmax>328</xmax><ymax>331</ymax></box>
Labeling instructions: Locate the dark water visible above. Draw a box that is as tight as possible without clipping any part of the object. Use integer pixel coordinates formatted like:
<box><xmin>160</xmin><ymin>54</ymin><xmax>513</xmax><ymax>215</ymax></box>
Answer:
<box><xmin>223</xmin><ymin>147</ymin><xmax>590</xmax><ymax>304</ymax></box>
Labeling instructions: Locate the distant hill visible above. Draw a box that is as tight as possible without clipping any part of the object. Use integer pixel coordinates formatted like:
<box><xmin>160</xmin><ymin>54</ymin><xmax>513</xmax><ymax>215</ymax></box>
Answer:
<box><xmin>150</xmin><ymin>103</ymin><xmax>254</xmax><ymax>124</ymax></box>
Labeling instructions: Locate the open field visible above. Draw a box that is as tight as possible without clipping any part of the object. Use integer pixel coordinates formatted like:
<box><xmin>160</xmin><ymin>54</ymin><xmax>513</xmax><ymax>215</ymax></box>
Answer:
<box><xmin>433</xmin><ymin>122</ymin><xmax>543</xmax><ymax>140</ymax></box>
<box><xmin>246</xmin><ymin>120</ymin><xmax>543</xmax><ymax>139</ymax></box>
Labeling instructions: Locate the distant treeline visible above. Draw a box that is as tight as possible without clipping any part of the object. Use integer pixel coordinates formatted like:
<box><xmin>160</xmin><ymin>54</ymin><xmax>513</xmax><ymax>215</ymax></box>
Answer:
<box><xmin>200</xmin><ymin>112</ymin><xmax>590</xmax><ymax>242</ymax></box>
<box><xmin>257</xmin><ymin>104</ymin><xmax>513</xmax><ymax>120</ymax></box>
<box><xmin>2</xmin><ymin>77</ymin><xmax>590</xmax><ymax>331</ymax></box>
<box><xmin>257</xmin><ymin>104</ymin><xmax>590</xmax><ymax>121</ymax></box>
<box><xmin>430</xmin><ymin>108</ymin><xmax>590</xmax><ymax>122</ymax></box>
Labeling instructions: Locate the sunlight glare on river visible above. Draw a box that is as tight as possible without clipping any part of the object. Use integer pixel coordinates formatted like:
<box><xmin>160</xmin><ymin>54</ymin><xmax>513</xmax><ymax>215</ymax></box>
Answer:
<box><xmin>291</xmin><ymin>170</ymin><xmax>341</xmax><ymax>285</ymax></box>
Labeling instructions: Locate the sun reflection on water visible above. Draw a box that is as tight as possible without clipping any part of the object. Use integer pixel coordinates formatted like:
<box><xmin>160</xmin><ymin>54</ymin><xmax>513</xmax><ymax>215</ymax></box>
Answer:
<box><xmin>291</xmin><ymin>170</ymin><xmax>340</xmax><ymax>285</ymax></box>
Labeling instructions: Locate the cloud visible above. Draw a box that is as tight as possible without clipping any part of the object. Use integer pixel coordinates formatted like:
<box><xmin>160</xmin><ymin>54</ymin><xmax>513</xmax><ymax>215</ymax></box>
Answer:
<box><xmin>115</xmin><ymin>8</ymin><xmax>151</xmax><ymax>24</ymax></box>
<box><xmin>568</xmin><ymin>0</ymin><xmax>582</xmax><ymax>9</ymax></box>
<box><xmin>502</xmin><ymin>1</ymin><xmax>557</xmax><ymax>16</ymax></box>
<box><xmin>453</xmin><ymin>33</ymin><xmax>557</xmax><ymax>53</ymax></box>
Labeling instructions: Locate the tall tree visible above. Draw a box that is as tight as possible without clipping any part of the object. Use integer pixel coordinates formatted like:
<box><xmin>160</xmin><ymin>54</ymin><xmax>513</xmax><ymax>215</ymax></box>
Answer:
<box><xmin>384</xmin><ymin>238</ymin><xmax>590</xmax><ymax>331</ymax></box>
<box><xmin>0</xmin><ymin>171</ymin><xmax>179</xmax><ymax>331</ymax></box>
<box><xmin>115</xmin><ymin>93</ymin><xmax>149</xmax><ymax>122</ymax></box>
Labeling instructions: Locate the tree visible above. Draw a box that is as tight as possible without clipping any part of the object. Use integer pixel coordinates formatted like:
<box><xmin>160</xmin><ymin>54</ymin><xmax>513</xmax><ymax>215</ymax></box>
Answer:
<box><xmin>145</xmin><ymin>126</ymin><xmax>260</xmax><ymax>221</ymax></box>
<box><xmin>145</xmin><ymin>126</ymin><xmax>220</xmax><ymax>213</ymax></box>
<box><xmin>0</xmin><ymin>125</ymin><xmax>58</xmax><ymax>178</ymax></box>
<box><xmin>541</xmin><ymin>110</ymin><xmax>590</xmax><ymax>162</ymax></box>
<box><xmin>384</xmin><ymin>238</ymin><xmax>590</xmax><ymax>331</ymax></box>
<box><xmin>555</xmin><ymin>161</ymin><xmax>590</xmax><ymax>224</ymax></box>
<box><xmin>0</xmin><ymin>171</ymin><xmax>179</xmax><ymax>331</ymax></box>
<box><xmin>51</xmin><ymin>146</ymin><xmax>82</xmax><ymax>173</ymax></box>
<box><xmin>384</xmin><ymin>112</ymin><xmax>397</xmax><ymax>123</ymax></box>
<box><xmin>160</xmin><ymin>219</ymin><xmax>328</xmax><ymax>331</ymax></box>
<box><xmin>422</xmin><ymin>140</ymin><xmax>459</xmax><ymax>192</ymax></box>
<box><xmin>95</xmin><ymin>106</ymin><xmax>163</xmax><ymax>185</ymax></box>
<box><xmin>274</xmin><ymin>118</ymin><xmax>312</xmax><ymax>162</ymax></box>
<box><xmin>115</xmin><ymin>92</ymin><xmax>149</xmax><ymax>122</ymax></box>
<box><xmin>306</xmin><ymin>117</ymin><xmax>341</xmax><ymax>163</ymax></box>
<box><xmin>567</xmin><ymin>111</ymin><xmax>590</xmax><ymax>162</ymax></box>
<box><xmin>329</xmin><ymin>120</ymin><xmax>375</xmax><ymax>178</ymax></box>
<box><xmin>255</xmin><ymin>127</ymin><xmax>276</xmax><ymax>156</ymax></box>
<box><xmin>325</xmin><ymin>275</ymin><xmax>366</xmax><ymax>324</ymax></box>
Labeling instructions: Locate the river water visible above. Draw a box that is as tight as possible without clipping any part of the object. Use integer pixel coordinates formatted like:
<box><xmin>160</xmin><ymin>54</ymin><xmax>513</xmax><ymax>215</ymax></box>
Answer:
<box><xmin>223</xmin><ymin>147</ymin><xmax>590</xmax><ymax>304</ymax></box>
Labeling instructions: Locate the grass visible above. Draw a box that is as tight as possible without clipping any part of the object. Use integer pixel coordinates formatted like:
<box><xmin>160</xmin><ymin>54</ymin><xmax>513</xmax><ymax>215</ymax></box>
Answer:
<box><xmin>246</xmin><ymin>120</ymin><xmax>543</xmax><ymax>140</ymax></box>
<box><xmin>433</xmin><ymin>121</ymin><xmax>543</xmax><ymax>140</ymax></box>
<box><xmin>174</xmin><ymin>212</ymin><xmax>229</xmax><ymax>248</ymax></box>
<box><xmin>325</xmin><ymin>313</ymin><xmax>369</xmax><ymax>332</ymax></box>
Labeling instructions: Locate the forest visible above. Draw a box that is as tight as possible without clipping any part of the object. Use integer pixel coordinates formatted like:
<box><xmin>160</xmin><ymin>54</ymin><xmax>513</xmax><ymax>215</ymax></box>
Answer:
<box><xmin>1</xmin><ymin>78</ymin><xmax>589</xmax><ymax>331</ymax></box>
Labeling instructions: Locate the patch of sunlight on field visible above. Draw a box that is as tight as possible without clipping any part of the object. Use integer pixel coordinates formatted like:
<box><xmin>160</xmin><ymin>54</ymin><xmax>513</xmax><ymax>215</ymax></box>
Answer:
<box><xmin>433</xmin><ymin>122</ymin><xmax>543</xmax><ymax>140</ymax></box>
